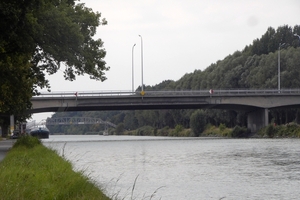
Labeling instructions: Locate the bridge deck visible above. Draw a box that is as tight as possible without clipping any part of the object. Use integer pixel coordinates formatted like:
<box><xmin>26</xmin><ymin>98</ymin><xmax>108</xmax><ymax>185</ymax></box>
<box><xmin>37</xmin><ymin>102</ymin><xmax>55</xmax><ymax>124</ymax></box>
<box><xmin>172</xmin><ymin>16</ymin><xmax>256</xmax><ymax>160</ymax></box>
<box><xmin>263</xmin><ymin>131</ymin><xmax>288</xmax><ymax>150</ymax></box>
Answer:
<box><xmin>30</xmin><ymin>89</ymin><xmax>300</xmax><ymax>114</ymax></box>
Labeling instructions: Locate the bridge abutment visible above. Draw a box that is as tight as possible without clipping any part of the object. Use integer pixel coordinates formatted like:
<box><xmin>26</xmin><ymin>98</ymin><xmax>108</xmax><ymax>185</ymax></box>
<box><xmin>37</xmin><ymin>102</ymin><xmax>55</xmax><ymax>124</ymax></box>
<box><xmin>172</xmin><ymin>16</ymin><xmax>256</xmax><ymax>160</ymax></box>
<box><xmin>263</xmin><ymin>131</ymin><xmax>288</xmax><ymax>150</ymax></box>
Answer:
<box><xmin>247</xmin><ymin>108</ymin><xmax>269</xmax><ymax>133</ymax></box>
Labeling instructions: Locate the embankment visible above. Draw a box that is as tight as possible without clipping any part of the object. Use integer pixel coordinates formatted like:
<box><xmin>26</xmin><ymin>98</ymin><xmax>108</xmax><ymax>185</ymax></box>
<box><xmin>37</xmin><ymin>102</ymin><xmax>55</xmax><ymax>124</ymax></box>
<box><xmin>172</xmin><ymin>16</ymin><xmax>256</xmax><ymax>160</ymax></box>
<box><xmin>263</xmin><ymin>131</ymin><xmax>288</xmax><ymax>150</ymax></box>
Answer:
<box><xmin>0</xmin><ymin>136</ymin><xmax>110</xmax><ymax>200</ymax></box>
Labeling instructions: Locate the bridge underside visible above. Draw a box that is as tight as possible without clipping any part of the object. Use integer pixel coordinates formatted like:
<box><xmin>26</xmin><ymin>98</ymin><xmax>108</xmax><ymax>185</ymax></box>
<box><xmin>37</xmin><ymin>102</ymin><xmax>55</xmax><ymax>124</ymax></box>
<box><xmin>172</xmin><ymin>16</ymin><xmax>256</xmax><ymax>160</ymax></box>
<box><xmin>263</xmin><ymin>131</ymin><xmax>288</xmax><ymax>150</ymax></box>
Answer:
<box><xmin>29</xmin><ymin>103</ymin><xmax>258</xmax><ymax>113</ymax></box>
<box><xmin>29</xmin><ymin>94</ymin><xmax>300</xmax><ymax>133</ymax></box>
<box><xmin>29</xmin><ymin>102</ymin><xmax>263</xmax><ymax>133</ymax></box>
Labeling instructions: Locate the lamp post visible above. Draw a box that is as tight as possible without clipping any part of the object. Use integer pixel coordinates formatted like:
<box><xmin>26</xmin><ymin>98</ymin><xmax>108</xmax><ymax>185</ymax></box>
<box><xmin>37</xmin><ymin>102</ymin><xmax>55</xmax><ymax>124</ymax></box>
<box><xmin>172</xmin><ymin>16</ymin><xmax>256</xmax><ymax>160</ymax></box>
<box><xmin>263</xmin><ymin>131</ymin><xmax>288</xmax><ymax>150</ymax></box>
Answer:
<box><xmin>132</xmin><ymin>44</ymin><xmax>136</xmax><ymax>92</ymax></box>
<box><xmin>278</xmin><ymin>43</ymin><xmax>285</xmax><ymax>92</ymax></box>
<box><xmin>139</xmin><ymin>35</ymin><xmax>144</xmax><ymax>93</ymax></box>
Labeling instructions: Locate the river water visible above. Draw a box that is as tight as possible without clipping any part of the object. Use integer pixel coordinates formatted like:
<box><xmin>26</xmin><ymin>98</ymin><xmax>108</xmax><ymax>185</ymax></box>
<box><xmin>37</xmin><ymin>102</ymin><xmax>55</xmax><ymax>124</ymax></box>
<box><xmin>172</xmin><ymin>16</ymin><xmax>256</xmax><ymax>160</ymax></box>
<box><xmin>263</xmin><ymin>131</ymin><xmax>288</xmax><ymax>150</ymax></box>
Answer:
<box><xmin>43</xmin><ymin>135</ymin><xmax>300</xmax><ymax>200</ymax></box>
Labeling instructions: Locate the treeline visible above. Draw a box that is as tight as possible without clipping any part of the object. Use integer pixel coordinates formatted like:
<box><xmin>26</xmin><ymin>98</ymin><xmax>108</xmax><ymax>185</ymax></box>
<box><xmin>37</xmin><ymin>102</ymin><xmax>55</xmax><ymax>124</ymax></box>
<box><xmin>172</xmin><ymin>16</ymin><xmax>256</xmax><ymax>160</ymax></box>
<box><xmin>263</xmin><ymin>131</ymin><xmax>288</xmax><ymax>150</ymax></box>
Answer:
<box><xmin>47</xmin><ymin>25</ymin><xmax>300</xmax><ymax>135</ymax></box>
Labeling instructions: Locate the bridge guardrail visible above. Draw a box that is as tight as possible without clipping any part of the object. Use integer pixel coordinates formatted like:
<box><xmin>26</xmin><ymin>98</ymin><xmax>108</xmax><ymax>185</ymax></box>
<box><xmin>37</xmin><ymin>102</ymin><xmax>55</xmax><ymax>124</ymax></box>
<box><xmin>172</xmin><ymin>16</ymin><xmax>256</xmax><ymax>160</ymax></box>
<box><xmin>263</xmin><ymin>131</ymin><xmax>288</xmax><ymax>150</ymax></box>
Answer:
<box><xmin>33</xmin><ymin>89</ymin><xmax>300</xmax><ymax>98</ymax></box>
<box><xmin>34</xmin><ymin>91</ymin><xmax>136</xmax><ymax>97</ymax></box>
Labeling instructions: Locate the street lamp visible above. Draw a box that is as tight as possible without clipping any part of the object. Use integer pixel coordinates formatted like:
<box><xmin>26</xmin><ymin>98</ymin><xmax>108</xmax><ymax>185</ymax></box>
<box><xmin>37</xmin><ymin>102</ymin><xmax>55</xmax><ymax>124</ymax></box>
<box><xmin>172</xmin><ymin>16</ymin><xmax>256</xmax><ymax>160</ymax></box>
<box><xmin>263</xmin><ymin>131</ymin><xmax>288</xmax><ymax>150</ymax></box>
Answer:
<box><xmin>132</xmin><ymin>44</ymin><xmax>136</xmax><ymax>92</ymax></box>
<box><xmin>139</xmin><ymin>35</ymin><xmax>144</xmax><ymax>93</ymax></box>
<box><xmin>278</xmin><ymin>43</ymin><xmax>285</xmax><ymax>92</ymax></box>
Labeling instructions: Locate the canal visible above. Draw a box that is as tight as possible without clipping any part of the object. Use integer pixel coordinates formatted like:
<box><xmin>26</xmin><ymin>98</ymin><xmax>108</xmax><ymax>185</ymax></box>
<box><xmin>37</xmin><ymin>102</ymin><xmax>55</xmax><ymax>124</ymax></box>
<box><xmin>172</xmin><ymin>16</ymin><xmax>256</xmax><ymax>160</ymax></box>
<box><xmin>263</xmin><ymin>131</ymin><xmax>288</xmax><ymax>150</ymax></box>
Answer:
<box><xmin>43</xmin><ymin>135</ymin><xmax>300</xmax><ymax>200</ymax></box>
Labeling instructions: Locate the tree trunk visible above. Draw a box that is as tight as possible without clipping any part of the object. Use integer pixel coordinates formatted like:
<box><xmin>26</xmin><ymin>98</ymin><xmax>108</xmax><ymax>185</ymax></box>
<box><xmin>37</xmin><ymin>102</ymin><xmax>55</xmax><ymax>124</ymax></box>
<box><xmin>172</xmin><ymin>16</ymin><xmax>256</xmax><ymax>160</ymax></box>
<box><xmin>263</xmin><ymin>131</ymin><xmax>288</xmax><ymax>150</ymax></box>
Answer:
<box><xmin>0</xmin><ymin>124</ymin><xmax>8</xmax><ymax>137</ymax></box>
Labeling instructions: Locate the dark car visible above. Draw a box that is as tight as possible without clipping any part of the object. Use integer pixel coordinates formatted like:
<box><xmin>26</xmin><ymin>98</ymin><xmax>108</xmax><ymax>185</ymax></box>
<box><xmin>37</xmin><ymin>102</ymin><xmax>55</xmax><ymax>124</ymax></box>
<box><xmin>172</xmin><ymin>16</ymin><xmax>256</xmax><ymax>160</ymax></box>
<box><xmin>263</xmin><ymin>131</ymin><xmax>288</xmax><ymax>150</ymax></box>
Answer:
<box><xmin>10</xmin><ymin>130</ymin><xmax>20</xmax><ymax>139</ymax></box>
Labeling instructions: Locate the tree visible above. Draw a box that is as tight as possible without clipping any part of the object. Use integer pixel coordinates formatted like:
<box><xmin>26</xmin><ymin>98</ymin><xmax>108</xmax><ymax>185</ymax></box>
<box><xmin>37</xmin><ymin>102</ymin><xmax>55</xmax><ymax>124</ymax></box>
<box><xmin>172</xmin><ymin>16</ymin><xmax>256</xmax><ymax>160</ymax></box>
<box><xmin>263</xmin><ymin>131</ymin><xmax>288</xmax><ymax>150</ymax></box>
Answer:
<box><xmin>0</xmin><ymin>53</ymin><xmax>33</xmax><ymax>118</ymax></box>
<box><xmin>190</xmin><ymin>110</ymin><xmax>206</xmax><ymax>137</ymax></box>
<box><xmin>0</xmin><ymin>0</ymin><xmax>108</xmax><ymax>122</ymax></box>
<box><xmin>123</xmin><ymin>111</ymin><xmax>138</xmax><ymax>130</ymax></box>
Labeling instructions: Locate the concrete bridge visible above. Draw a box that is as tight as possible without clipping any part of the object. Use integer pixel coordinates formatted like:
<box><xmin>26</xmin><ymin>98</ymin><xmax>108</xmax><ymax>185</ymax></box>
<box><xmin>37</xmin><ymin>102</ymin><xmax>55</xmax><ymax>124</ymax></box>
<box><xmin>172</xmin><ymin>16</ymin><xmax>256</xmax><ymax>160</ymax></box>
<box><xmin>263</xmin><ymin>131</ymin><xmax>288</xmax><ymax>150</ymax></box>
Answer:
<box><xmin>30</xmin><ymin>89</ymin><xmax>300</xmax><ymax>132</ymax></box>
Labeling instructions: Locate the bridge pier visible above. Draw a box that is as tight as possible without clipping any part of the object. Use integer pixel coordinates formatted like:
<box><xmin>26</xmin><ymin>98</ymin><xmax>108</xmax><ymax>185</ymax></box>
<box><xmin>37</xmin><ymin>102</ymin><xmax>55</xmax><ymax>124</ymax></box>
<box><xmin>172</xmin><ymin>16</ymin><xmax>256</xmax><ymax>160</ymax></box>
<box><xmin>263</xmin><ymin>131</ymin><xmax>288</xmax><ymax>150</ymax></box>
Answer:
<box><xmin>247</xmin><ymin>108</ymin><xmax>269</xmax><ymax>133</ymax></box>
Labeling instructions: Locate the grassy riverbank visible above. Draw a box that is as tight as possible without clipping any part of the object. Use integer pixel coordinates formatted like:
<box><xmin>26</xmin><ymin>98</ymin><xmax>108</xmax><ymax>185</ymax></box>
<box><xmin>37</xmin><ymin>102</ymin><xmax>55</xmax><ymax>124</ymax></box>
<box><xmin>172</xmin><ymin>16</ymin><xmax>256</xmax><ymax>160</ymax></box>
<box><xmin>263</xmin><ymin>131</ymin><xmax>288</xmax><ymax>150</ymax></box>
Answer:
<box><xmin>0</xmin><ymin>136</ymin><xmax>110</xmax><ymax>200</ymax></box>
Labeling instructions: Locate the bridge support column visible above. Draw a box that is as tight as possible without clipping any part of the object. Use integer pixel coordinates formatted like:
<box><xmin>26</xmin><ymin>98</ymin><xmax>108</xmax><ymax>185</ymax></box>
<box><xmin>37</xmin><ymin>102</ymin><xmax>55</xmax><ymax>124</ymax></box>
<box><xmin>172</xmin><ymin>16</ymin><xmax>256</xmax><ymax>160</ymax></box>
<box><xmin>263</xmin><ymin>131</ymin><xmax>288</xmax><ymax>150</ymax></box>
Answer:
<box><xmin>247</xmin><ymin>108</ymin><xmax>269</xmax><ymax>133</ymax></box>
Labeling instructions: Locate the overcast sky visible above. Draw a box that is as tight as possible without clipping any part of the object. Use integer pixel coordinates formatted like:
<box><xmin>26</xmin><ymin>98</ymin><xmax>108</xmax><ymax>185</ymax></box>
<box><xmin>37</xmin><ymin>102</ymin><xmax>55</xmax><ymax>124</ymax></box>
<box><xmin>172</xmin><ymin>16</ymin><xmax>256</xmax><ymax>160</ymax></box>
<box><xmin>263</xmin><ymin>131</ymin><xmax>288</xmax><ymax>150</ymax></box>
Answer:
<box><xmin>32</xmin><ymin>0</ymin><xmax>300</xmax><ymax>123</ymax></box>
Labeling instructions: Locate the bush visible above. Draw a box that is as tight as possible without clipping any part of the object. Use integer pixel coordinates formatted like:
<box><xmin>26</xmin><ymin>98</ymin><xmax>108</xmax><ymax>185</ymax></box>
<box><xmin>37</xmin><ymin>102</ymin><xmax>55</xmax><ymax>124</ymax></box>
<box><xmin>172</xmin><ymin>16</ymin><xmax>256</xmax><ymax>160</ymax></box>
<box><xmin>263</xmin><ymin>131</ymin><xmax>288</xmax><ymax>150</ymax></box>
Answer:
<box><xmin>108</xmin><ymin>128</ymin><xmax>115</xmax><ymax>135</ymax></box>
<box><xmin>266</xmin><ymin>124</ymin><xmax>275</xmax><ymax>138</ymax></box>
<box><xmin>219</xmin><ymin>123</ymin><xmax>226</xmax><ymax>132</ymax></box>
<box><xmin>136</xmin><ymin>126</ymin><xmax>154</xmax><ymax>136</ymax></box>
<box><xmin>170</xmin><ymin>125</ymin><xmax>184</xmax><ymax>137</ymax></box>
<box><xmin>157</xmin><ymin>126</ymin><xmax>170</xmax><ymax>136</ymax></box>
<box><xmin>231</xmin><ymin>125</ymin><xmax>250</xmax><ymax>138</ymax></box>
<box><xmin>202</xmin><ymin>125</ymin><xmax>232</xmax><ymax>137</ymax></box>
<box><xmin>258</xmin><ymin>123</ymin><xmax>300</xmax><ymax>138</ymax></box>
<box><xmin>276</xmin><ymin>123</ymin><xmax>300</xmax><ymax>137</ymax></box>
<box><xmin>13</xmin><ymin>135</ymin><xmax>41</xmax><ymax>148</ymax></box>
<box><xmin>175</xmin><ymin>124</ymin><xmax>184</xmax><ymax>133</ymax></box>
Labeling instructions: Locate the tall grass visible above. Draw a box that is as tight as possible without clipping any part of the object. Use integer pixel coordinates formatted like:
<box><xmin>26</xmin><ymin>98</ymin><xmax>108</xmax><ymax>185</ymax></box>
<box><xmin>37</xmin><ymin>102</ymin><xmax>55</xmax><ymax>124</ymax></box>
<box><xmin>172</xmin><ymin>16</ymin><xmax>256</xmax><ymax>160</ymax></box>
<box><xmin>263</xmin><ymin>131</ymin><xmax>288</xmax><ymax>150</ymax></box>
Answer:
<box><xmin>0</xmin><ymin>136</ymin><xmax>110</xmax><ymax>200</ymax></box>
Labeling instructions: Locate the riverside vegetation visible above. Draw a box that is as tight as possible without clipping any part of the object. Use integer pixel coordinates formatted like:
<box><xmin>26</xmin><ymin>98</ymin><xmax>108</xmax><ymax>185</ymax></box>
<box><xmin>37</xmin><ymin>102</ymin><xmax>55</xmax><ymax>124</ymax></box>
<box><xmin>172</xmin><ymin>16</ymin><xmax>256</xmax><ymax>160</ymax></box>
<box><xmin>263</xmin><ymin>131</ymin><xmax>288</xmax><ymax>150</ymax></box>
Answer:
<box><xmin>115</xmin><ymin>123</ymin><xmax>300</xmax><ymax>139</ymax></box>
<box><xmin>0</xmin><ymin>136</ymin><xmax>110</xmax><ymax>200</ymax></box>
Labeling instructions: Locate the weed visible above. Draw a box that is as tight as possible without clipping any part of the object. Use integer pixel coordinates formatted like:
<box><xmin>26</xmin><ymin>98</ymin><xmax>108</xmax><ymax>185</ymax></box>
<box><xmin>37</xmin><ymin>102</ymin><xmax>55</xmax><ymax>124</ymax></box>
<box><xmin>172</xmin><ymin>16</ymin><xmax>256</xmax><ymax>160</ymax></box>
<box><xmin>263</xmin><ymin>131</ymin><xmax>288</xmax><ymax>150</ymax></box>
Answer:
<box><xmin>107</xmin><ymin>174</ymin><xmax>164</xmax><ymax>200</ymax></box>
<box><xmin>13</xmin><ymin>135</ymin><xmax>41</xmax><ymax>148</ymax></box>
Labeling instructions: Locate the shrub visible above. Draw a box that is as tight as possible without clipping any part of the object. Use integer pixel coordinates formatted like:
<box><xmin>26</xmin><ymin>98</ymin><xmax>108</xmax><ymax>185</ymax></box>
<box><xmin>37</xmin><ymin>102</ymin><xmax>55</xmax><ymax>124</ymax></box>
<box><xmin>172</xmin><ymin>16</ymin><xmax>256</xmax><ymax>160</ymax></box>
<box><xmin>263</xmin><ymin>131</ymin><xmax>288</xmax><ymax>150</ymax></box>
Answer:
<box><xmin>202</xmin><ymin>125</ymin><xmax>232</xmax><ymax>137</ymax></box>
<box><xmin>219</xmin><ymin>123</ymin><xmax>226</xmax><ymax>132</ymax></box>
<box><xmin>170</xmin><ymin>125</ymin><xmax>184</xmax><ymax>137</ymax></box>
<box><xmin>157</xmin><ymin>126</ymin><xmax>170</xmax><ymax>136</ymax></box>
<box><xmin>231</xmin><ymin>125</ymin><xmax>250</xmax><ymax>138</ymax></box>
<box><xmin>169</xmin><ymin>130</ymin><xmax>178</xmax><ymax>137</ymax></box>
<box><xmin>137</xmin><ymin>126</ymin><xmax>154</xmax><ymax>136</ymax></box>
<box><xmin>175</xmin><ymin>124</ymin><xmax>184</xmax><ymax>133</ymax></box>
<box><xmin>266</xmin><ymin>124</ymin><xmax>275</xmax><ymax>138</ymax></box>
<box><xmin>221</xmin><ymin>129</ymin><xmax>232</xmax><ymax>137</ymax></box>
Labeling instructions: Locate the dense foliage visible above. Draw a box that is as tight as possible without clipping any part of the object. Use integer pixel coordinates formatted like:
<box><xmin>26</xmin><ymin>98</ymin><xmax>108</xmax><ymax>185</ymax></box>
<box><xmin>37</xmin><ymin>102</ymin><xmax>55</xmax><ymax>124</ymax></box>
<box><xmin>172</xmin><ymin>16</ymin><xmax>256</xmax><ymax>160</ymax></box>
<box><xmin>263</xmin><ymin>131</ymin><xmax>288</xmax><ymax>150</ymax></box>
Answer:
<box><xmin>0</xmin><ymin>0</ymin><xmax>108</xmax><ymax>134</ymax></box>
<box><xmin>47</xmin><ymin>25</ymin><xmax>300</xmax><ymax>136</ymax></box>
<box><xmin>190</xmin><ymin>110</ymin><xmax>206</xmax><ymax>136</ymax></box>
<box><xmin>258</xmin><ymin>123</ymin><xmax>300</xmax><ymax>138</ymax></box>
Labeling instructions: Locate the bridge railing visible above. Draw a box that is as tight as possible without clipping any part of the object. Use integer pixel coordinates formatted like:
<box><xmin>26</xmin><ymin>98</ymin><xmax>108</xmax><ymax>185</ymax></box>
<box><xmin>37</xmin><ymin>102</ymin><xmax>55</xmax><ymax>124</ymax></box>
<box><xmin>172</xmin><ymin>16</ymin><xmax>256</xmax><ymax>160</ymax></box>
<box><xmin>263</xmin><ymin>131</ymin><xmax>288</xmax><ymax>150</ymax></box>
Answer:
<box><xmin>33</xmin><ymin>88</ymin><xmax>300</xmax><ymax>98</ymax></box>
<box><xmin>34</xmin><ymin>90</ymin><xmax>136</xmax><ymax>97</ymax></box>
<box><xmin>211</xmin><ymin>89</ymin><xmax>300</xmax><ymax>95</ymax></box>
